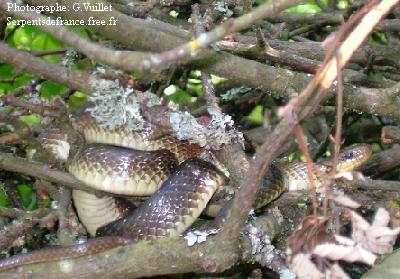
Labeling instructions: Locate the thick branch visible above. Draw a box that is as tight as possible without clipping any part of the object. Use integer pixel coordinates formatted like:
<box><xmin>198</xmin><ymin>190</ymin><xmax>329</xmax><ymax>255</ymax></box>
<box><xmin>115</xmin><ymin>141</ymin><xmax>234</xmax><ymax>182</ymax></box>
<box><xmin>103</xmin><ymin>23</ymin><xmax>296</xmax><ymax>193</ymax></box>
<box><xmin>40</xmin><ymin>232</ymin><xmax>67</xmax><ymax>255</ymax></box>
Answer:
<box><xmin>381</xmin><ymin>126</ymin><xmax>400</xmax><ymax>144</ymax></box>
<box><xmin>0</xmin><ymin>42</ymin><xmax>94</xmax><ymax>94</ymax></box>
<box><xmin>360</xmin><ymin>147</ymin><xmax>400</xmax><ymax>176</ymax></box>
<box><xmin>265</xmin><ymin>11</ymin><xmax>344</xmax><ymax>24</ymax></box>
<box><xmin>0</xmin><ymin>152</ymin><xmax>100</xmax><ymax>194</ymax></box>
<box><xmin>355</xmin><ymin>178</ymin><xmax>400</xmax><ymax>192</ymax></box>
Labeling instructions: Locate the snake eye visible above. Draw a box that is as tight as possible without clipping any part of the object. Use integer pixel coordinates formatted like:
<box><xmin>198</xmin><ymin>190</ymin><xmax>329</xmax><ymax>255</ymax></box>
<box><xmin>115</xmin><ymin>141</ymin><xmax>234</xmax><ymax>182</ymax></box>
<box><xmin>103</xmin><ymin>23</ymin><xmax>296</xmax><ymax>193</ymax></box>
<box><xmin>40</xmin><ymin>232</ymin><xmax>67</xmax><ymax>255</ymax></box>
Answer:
<box><xmin>344</xmin><ymin>151</ymin><xmax>354</xmax><ymax>160</ymax></box>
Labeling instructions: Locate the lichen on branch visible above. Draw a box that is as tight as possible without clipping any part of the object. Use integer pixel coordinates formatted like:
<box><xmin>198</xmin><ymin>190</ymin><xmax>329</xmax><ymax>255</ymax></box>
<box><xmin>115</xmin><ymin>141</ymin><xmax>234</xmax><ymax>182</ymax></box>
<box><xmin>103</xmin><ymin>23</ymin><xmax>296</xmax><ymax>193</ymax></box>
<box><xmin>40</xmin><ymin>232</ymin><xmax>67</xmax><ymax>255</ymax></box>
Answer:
<box><xmin>87</xmin><ymin>71</ymin><xmax>243</xmax><ymax>149</ymax></box>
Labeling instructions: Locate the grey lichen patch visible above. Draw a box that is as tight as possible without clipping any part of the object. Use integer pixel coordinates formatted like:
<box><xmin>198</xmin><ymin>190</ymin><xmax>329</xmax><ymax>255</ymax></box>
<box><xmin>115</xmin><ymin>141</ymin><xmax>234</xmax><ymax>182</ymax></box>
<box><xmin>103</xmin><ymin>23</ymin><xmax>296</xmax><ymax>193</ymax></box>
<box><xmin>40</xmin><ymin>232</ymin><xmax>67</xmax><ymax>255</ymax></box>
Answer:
<box><xmin>245</xmin><ymin>224</ymin><xmax>275</xmax><ymax>264</ymax></box>
<box><xmin>184</xmin><ymin>229</ymin><xmax>218</xmax><ymax>246</ymax></box>
<box><xmin>213</xmin><ymin>1</ymin><xmax>233</xmax><ymax>17</ymax></box>
<box><xmin>220</xmin><ymin>86</ymin><xmax>252</xmax><ymax>101</ymax></box>
<box><xmin>280</xmin><ymin>268</ymin><xmax>296</xmax><ymax>279</ymax></box>
<box><xmin>142</xmin><ymin>90</ymin><xmax>163</xmax><ymax>108</ymax></box>
<box><xmin>59</xmin><ymin>259</ymin><xmax>74</xmax><ymax>273</ymax></box>
<box><xmin>87</xmin><ymin>73</ymin><xmax>146</xmax><ymax>131</ymax></box>
<box><xmin>271</xmin><ymin>207</ymin><xmax>284</xmax><ymax>225</ymax></box>
<box><xmin>61</xmin><ymin>49</ymin><xmax>80</xmax><ymax>68</ymax></box>
<box><xmin>169</xmin><ymin>111</ymin><xmax>243</xmax><ymax>149</ymax></box>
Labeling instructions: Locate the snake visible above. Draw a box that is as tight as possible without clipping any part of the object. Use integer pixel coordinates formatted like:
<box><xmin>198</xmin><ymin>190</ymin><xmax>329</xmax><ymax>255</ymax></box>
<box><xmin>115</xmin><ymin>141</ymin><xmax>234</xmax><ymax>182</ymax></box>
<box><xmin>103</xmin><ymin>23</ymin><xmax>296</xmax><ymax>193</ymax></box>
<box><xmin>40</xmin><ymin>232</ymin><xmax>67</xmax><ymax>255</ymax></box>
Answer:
<box><xmin>0</xmin><ymin>113</ymin><xmax>372</xmax><ymax>272</ymax></box>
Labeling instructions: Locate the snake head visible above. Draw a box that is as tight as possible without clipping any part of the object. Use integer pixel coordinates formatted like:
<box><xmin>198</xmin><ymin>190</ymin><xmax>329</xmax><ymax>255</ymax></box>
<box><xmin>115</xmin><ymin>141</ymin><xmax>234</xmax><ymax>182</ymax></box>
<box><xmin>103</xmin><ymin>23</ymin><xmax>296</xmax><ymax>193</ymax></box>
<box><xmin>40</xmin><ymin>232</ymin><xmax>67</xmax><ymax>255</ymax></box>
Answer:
<box><xmin>336</xmin><ymin>144</ymin><xmax>372</xmax><ymax>172</ymax></box>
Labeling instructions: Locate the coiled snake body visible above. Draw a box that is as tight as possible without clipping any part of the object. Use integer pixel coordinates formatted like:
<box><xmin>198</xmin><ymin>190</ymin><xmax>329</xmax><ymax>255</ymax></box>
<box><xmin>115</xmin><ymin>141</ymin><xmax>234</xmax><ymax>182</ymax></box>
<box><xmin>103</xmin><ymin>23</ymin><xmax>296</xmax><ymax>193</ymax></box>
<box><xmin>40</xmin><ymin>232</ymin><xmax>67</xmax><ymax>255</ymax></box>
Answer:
<box><xmin>0</xmin><ymin>114</ymin><xmax>372</xmax><ymax>271</ymax></box>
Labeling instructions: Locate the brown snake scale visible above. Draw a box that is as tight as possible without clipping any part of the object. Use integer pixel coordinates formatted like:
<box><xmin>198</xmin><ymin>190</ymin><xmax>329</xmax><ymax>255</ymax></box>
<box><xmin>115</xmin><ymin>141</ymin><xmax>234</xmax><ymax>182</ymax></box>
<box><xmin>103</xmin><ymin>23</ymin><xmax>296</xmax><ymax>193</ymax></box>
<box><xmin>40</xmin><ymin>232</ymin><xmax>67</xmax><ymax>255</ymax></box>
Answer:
<box><xmin>0</xmin><ymin>113</ymin><xmax>372</xmax><ymax>273</ymax></box>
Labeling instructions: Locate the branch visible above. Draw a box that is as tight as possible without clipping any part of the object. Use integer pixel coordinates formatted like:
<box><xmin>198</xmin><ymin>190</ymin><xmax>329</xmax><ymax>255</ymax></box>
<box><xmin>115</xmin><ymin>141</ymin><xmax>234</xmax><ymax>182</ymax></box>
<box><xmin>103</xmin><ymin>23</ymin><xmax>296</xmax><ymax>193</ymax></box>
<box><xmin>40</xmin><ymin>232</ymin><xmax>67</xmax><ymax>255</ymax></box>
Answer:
<box><xmin>0</xmin><ymin>208</ymin><xmax>55</xmax><ymax>252</ymax></box>
<box><xmin>343</xmin><ymin>82</ymin><xmax>400</xmax><ymax>120</ymax></box>
<box><xmin>1</xmin><ymin>95</ymin><xmax>64</xmax><ymax>118</ymax></box>
<box><xmin>265</xmin><ymin>11</ymin><xmax>344</xmax><ymax>24</ymax></box>
<box><xmin>216</xmin><ymin>40</ymin><xmax>320</xmax><ymax>74</ymax></box>
<box><xmin>140</xmin><ymin>0</ymin><xmax>305</xmax><ymax>70</ymax></box>
<box><xmin>0</xmin><ymin>152</ymin><xmax>102</xmax><ymax>195</ymax></box>
<box><xmin>381</xmin><ymin>125</ymin><xmax>400</xmax><ymax>144</ymax></box>
<box><xmin>376</xmin><ymin>19</ymin><xmax>400</xmax><ymax>32</ymax></box>
<box><xmin>0</xmin><ymin>42</ymin><xmax>94</xmax><ymax>94</ymax></box>
<box><xmin>235</xmin><ymin>36</ymin><xmax>400</xmax><ymax>71</ymax></box>
<box><xmin>360</xmin><ymin>147</ymin><xmax>400</xmax><ymax>176</ymax></box>
<box><xmin>191</xmin><ymin>4</ymin><xmax>223</xmax><ymax>117</ymax></box>
<box><xmin>355</xmin><ymin>178</ymin><xmax>400</xmax><ymax>192</ymax></box>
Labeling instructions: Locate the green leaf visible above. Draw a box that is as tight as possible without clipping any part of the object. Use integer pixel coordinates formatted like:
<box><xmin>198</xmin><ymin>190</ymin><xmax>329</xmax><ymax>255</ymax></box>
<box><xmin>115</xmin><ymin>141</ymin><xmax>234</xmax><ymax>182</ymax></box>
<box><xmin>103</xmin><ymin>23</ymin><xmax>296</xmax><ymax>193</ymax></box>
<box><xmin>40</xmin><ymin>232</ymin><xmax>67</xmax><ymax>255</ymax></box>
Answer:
<box><xmin>17</xmin><ymin>183</ymin><xmax>38</xmax><ymax>210</ymax></box>
<box><xmin>0</xmin><ymin>65</ymin><xmax>15</xmax><ymax>93</ymax></box>
<box><xmin>297</xmin><ymin>203</ymin><xmax>307</xmax><ymax>209</ymax></box>
<box><xmin>0</xmin><ymin>65</ymin><xmax>34</xmax><ymax>93</ymax></box>
<box><xmin>371</xmin><ymin>143</ymin><xmax>381</xmax><ymax>153</ymax></box>
<box><xmin>4</xmin><ymin>20</ymin><xmax>17</xmax><ymax>39</ymax></box>
<box><xmin>68</xmin><ymin>91</ymin><xmax>88</xmax><ymax>108</ymax></box>
<box><xmin>337</xmin><ymin>0</ymin><xmax>350</xmax><ymax>9</ymax></box>
<box><xmin>13</xmin><ymin>74</ymin><xmax>34</xmax><ymax>88</ymax></box>
<box><xmin>166</xmin><ymin>88</ymin><xmax>196</xmax><ymax>104</ymax></box>
<box><xmin>286</xmin><ymin>3</ymin><xmax>321</xmax><ymax>14</ymax></box>
<box><xmin>0</xmin><ymin>182</ymin><xmax>9</xmax><ymax>207</ymax></box>
<box><xmin>31</xmin><ymin>33</ymin><xmax>61</xmax><ymax>50</ymax></box>
<box><xmin>39</xmin><ymin>80</ymin><xmax>68</xmax><ymax>99</ymax></box>
<box><xmin>169</xmin><ymin>10</ymin><xmax>179</xmax><ymax>18</ymax></box>
<box><xmin>246</xmin><ymin>105</ymin><xmax>264</xmax><ymax>124</ymax></box>
<box><xmin>210</xmin><ymin>75</ymin><xmax>226</xmax><ymax>84</ymax></box>
<box><xmin>31</xmin><ymin>33</ymin><xmax>62</xmax><ymax>63</ymax></box>
<box><xmin>40</xmin><ymin>198</ymin><xmax>51</xmax><ymax>208</ymax></box>
<box><xmin>288</xmin><ymin>152</ymin><xmax>296</xmax><ymax>163</ymax></box>
<box><xmin>0</xmin><ymin>65</ymin><xmax>14</xmax><ymax>79</ymax></box>
<box><xmin>187</xmin><ymin>82</ymin><xmax>203</xmax><ymax>96</ymax></box>
<box><xmin>11</xmin><ymin>25</ymin><xmax>37</xmax><ymax>49</ymax></box>
<box><xmin>190</xmin><ymin>70</ymin><xmax>201</xmax><ymax>78</ymax></box>
<box><xmin>19</xmin><ymin>114</ymin><xmax>40</xmax><ymax>125</ymax></box>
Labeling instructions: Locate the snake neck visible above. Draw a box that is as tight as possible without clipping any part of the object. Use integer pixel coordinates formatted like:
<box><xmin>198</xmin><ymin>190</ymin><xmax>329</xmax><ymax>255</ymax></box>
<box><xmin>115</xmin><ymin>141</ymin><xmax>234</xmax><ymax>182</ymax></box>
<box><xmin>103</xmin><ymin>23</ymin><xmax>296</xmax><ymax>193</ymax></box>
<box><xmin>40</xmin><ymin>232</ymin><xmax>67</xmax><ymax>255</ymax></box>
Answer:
<box><xmin>253</xmin><ymin>164</ymin><xmax>287</xmax><ymax>209</ymax></box>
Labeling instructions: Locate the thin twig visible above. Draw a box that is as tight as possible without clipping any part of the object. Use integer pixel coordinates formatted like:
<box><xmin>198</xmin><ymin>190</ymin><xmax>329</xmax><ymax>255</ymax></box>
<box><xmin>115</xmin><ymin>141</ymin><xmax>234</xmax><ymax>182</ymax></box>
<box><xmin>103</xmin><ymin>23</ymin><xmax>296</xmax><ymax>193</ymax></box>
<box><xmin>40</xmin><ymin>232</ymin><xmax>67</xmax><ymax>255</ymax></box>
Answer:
<box><xmin>0</xmin><ymin>207</ymin><xmax>53</xmax><ymax>219</ymax></box>
<box><xmin>140</xmin><ymin>0</ymin><xmax>305</xmax><ymax>70</ymax></box>
<box><xmin>1</xmin><ymin>95</ymin><xmax>64</xmax><ymax>118</ymax></box>
<box><xmin>56</xmin><ymin>187</ymin><xmax>75</xmax><ymax>245</ymax></box>
<box><xmin>293</xmin><ymin>123</ymin><xmax>318</xmax><ymax>217</ymax></box>
<box><xmin>191</xmin><ymin>4</ymin><xmax>223</xmax><ymax>118</ymax></box>
<box><xmin>0</xmin><ymin>210</ymin><xmax>56</xmax><ymax>252</ymax></box>
<box><xmin>31</xmin><ymin>48</ymin><xmax>68</xmax><ymax>57</ymax></box>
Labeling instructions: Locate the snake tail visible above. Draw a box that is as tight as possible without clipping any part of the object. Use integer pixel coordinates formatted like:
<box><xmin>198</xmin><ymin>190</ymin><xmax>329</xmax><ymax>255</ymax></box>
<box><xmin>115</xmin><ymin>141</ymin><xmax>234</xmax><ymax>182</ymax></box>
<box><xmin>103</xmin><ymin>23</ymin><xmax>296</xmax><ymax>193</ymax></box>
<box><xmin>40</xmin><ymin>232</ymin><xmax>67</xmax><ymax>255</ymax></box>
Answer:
<box><xmin>0</xmin><ymin>236</ymin><xmax>131</xmax><ymax>272</ymax></box>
